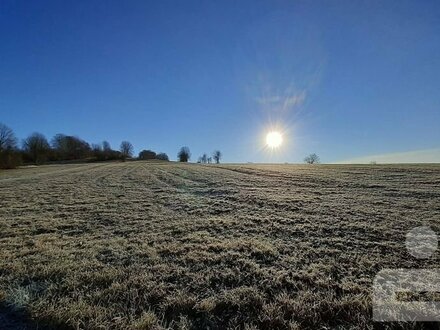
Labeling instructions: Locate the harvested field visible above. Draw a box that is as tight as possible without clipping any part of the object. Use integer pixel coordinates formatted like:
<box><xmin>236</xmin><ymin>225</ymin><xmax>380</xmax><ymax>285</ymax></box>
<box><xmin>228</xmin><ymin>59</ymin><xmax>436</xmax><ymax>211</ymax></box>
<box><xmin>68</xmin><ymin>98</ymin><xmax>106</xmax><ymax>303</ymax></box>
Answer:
<box><xmin>0</xmin><ymin>162</ymin><xmax>439</xmax><ymax>329</ymax></box>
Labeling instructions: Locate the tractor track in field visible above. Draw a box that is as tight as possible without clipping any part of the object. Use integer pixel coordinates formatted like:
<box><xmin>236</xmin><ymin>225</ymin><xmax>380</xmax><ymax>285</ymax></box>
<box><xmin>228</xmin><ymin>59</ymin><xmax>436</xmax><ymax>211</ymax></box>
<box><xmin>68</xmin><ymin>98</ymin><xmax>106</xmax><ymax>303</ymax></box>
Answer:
<box><xmin>0</xmin><ymin>161</ymin><xmax>439</xmax><ymax>329</ymax></box>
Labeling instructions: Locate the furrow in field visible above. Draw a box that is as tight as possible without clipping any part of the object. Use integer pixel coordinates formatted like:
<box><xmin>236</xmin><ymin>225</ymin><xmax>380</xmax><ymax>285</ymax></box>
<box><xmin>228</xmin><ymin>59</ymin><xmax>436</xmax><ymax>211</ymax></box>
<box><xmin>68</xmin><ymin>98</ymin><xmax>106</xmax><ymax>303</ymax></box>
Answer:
<box><xmin>1</xmin><ymin>162</ymin><xmax>439</xmax><ymax>329</ymax></box>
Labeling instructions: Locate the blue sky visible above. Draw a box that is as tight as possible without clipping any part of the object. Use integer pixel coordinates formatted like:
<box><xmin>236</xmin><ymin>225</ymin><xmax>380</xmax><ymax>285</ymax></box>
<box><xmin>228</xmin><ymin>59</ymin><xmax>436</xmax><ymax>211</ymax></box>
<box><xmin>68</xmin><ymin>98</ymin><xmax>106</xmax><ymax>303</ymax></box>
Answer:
<box><xmin>1</xmin><ymin>0</ymin><xmax>439</xmax><ymax>163</ymax></box>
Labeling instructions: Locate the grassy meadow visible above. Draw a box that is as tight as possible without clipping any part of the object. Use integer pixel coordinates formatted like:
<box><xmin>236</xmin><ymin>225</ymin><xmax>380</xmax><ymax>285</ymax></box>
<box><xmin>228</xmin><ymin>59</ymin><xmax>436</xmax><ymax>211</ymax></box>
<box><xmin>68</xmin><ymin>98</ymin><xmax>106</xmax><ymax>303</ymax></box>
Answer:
<box><xmin>0</xmin><ymin>162</ymin><xmax>439</xmax><ymax>329</ymax></box>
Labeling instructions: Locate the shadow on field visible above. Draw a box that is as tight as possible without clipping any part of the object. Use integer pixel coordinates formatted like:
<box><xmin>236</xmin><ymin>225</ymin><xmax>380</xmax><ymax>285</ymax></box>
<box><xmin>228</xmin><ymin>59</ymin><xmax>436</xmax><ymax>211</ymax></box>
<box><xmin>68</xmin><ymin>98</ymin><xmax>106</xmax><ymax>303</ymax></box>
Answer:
<box><xmin>0</xmin><ymin>302</ymin><xmax>37</xmax><ymax>330</ymax></box>
<box><xmin>0</xmin><ymin>301</ymin><xmax>70</xmax><ymax>330</ymax></box>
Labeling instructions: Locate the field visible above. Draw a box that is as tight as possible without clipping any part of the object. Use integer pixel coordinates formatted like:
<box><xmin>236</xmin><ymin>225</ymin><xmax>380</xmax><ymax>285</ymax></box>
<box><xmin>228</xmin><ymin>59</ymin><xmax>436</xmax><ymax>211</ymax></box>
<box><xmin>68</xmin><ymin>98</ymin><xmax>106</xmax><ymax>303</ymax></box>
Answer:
<box><xmin>0</xmin><ymin>162</ymin><xmax>439</xmax><ymax>329</ymax></box>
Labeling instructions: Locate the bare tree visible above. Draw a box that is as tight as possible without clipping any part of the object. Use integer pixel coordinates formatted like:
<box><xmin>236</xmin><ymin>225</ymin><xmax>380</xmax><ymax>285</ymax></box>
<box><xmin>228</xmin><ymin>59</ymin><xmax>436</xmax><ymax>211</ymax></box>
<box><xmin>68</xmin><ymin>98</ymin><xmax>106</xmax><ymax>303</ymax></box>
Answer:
<box><xmin>207</xmin><ymin>157</ymin><xmax>212</xmax><ymax>164</ymax></box>
<box><xmin>0</xmin><ymin>123</ymin><xmax>17</xmax><ymax>152</ymax></box>
<box><xmin>201</xmin><ymin>153</ymin><xmax>208</xmax><ymax>164</ymax></box>
<box><xmin>22</xmin><ymin>132</ymin><xmax>51</xmax><ymax>164</ymax></box>
<box><xmin>304</xmin><ymin>153</ymin><xmax>320</xmax><ymax>164</ymax></box>
<box><xmin>120</xmin><ymin>141</ymin><xmax>134</xmax><ymax>161</ymax></box>
<box><xmin>213</xmin><ymin>150</ymin><xmax>222</xmax><ymax>164</ymax></box>
<box><xmin>177</xmin><ymin>146</ymin><xmax>191</xmax><ymax>162</ymax></box>
<box><xmin>0</xmin><ymin>123</ymin><xmax>20</xmax><ymax>169</ymax></box>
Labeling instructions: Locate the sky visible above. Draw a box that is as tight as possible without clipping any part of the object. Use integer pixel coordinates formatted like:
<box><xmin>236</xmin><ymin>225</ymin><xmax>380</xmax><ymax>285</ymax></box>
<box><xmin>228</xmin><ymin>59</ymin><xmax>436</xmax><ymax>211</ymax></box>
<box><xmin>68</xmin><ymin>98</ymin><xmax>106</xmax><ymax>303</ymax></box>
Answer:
<box><xmin>1</xmin><ymin>0</ymin><xmax>439</xmax><ymax>163</ymax></box>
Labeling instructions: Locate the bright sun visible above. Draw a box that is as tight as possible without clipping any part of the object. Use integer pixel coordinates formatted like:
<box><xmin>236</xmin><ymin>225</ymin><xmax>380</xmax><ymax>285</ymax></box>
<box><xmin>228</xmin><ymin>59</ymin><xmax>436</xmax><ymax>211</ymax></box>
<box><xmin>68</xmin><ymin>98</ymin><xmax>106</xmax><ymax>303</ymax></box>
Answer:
<box><xmin>266</xmin><ymin>131</ymin><xmax>283</xmax><ymax>148</ymax></box>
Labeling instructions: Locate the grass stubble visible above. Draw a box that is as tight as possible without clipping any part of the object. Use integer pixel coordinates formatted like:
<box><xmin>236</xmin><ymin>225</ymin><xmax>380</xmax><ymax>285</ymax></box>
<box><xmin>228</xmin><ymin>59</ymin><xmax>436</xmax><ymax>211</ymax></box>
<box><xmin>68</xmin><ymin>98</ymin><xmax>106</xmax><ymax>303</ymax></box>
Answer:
<box><xmin>0</xmin><ymin>162</ymin><xmax>439</xmax><ymax>329</ymax></box>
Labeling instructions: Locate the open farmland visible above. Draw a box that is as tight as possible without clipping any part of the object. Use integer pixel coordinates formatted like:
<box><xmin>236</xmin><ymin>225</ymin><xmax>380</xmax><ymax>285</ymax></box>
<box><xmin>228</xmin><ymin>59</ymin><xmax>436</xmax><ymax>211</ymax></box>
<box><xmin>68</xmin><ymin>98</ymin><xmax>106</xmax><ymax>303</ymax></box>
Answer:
<box><xmin>0</xmin><ymin>162</ymin><xmax>439</xmax><ymax>329</ymax></box>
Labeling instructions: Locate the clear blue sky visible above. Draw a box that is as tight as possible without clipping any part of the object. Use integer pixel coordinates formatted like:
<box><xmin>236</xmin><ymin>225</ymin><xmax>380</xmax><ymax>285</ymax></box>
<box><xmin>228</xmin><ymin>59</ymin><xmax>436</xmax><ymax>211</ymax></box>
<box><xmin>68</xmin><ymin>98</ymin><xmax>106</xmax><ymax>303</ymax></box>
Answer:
<box><xmin>1</xmin><ymin>0</ymin><xmax>439</xmax><ymax>163</ymax></box>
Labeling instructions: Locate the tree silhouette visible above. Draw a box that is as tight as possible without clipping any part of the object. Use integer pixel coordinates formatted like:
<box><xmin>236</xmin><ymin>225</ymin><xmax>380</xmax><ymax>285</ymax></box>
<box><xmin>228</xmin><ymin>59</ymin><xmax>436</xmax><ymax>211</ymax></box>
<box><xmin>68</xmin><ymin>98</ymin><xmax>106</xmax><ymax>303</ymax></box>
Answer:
<box><xmin>178</xmin><ymin>147</ymin><xmax>191</xmax><ymax>162</ymax></box>
<box><xmin>22</xmin><ymin>132</ymin><xmax>50</xmax><ymax>164</ymax></box>
<box><xmin>213</xmin><ymin>150</ymin><xmax>222</xmax><ymax>164</ymax></box>
<box><xmin>0</xmin><ymin>123</ymin><xmax>17</xmax><ymax>152</ymax></box>
<box><xmin>51</xmin><ymin>134</ymin><xmax>91</xmax><ymax>160</ymax></box>
<box><xmin>120</xmin><ymin>141</ymin><xmax>134</xmax><ymax>161</ymax></box>
<box><xmin>0</xmin><ymin>123</ymin><xmax>20</xmax><ymax>169</ymax></box>
<box><xmin>304</xmin><ymin>153</ymin><xmax>320</xmax><ymax>164</ymax></box>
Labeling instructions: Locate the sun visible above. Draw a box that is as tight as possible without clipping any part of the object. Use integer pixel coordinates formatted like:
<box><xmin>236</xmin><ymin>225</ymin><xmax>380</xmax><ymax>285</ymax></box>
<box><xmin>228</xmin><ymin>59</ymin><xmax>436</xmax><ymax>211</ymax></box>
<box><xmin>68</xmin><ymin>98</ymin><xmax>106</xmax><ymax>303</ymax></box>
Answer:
<box><xmin>266</xmin><ymin>131</ymin><xmax>283</xmax><ymax>148</ymax></box>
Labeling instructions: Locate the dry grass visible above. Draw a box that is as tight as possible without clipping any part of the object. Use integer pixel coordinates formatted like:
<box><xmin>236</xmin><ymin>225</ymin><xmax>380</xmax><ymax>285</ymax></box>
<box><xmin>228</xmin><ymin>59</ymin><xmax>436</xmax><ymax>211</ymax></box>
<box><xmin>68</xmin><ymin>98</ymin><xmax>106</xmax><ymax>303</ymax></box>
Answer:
<box><xmin>0</xmin><ymin>162</ymin><xmax>439</xmax><ymax>329</ymax></box>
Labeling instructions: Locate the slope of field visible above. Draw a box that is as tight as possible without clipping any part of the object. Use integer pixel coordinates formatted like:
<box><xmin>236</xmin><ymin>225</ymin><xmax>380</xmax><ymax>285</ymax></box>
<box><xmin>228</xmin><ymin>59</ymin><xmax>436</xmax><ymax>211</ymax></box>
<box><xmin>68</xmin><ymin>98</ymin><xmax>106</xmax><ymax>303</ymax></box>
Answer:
<box><xmin>0</xmin><ymin>162</ymin><xmax>439</xmax><ymax>329</ymax></box>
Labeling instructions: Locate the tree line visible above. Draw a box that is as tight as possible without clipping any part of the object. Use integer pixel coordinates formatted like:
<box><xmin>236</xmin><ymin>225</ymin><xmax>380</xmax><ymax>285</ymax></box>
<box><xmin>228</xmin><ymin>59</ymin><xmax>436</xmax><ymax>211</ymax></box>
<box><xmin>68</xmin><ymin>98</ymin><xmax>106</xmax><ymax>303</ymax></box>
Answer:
<box><xmin>0</xmin><ymin>123</ymin><xmax>223</xmax><ymax>169</ymax></box>
<box><xmin>196</xmin><ymin>150</ymin><xmax>222</xmax><ymax>164</ymax></box>
<box><xmin>176</xmin><ymin>147</ymin><xmax>222</xmax><ymax>164</ymax></box>
<box><xmin>0</xmin><ymin>123</ymin><xmax>323</xmax><ymax>169</ymax></box>
<box><xmin>0</xmin><ymin>123</ymin><xmax>172</xmax><ymax>169</ymax></box>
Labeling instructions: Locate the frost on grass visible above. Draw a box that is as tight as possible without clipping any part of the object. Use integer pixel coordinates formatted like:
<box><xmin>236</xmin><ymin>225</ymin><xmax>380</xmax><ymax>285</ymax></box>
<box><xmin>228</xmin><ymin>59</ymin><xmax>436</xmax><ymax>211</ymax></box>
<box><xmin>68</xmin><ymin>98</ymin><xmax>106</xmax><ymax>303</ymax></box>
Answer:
<box><xmin>0</xmin><ymin>162</ymin><xmax>439</xmax><ymax>329</ymax></box>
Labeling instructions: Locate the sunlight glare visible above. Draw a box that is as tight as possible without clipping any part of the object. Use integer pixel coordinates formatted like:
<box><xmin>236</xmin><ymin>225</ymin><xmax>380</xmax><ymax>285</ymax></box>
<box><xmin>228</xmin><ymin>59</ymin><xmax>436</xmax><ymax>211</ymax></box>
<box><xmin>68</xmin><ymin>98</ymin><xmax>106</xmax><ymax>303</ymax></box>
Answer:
<box><xmin>266</xmin><ymin>131</ymin><xmax>283</xmax><ymax>148</ymax></box>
